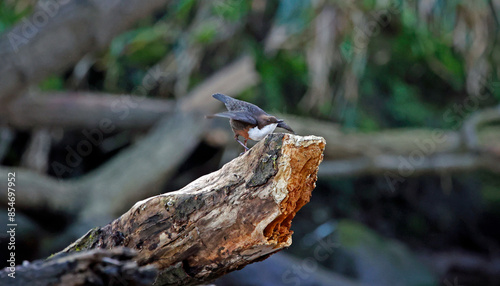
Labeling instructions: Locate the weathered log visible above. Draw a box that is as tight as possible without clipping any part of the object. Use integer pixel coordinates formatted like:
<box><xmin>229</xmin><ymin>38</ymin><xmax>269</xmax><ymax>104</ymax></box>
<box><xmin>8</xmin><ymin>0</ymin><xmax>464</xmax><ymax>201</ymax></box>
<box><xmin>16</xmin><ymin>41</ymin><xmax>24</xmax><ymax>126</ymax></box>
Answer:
<box><xmin>55</xmin><ymin>133</ymin><xmax>325</xmax><ymax>285</ymax></box>
<box><xmin>0</xmin><ymin>247</ymin><xmax>157</xmax><ymax>286</ymax></box>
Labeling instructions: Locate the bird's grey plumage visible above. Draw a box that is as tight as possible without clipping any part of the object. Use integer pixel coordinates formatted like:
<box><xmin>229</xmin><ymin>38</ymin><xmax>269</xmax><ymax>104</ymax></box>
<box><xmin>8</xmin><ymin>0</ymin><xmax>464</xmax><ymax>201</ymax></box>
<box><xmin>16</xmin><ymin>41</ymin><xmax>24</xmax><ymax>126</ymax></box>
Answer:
<box><xmin>211</xmin><ymin>93</ymin><xmax>295</xmax><ymax>133</ymax></box>
<box><xmin>212</xmin><ymin>93</ymin><xmax>268</xmax><ymax>118</ymax></box>
<box><xmin>208</xmin><ymin>111</ymin><xmax>258</xmax><ymax>125</ymax></box>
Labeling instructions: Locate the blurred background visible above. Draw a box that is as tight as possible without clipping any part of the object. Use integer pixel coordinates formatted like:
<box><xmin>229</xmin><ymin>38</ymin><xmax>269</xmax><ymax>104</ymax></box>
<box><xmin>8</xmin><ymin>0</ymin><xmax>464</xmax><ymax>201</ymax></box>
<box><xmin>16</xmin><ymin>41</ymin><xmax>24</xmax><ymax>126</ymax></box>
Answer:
<box><xmin>1</xmin><ymin>0</ymin><xmax>500</xmax><ymax>285</ymax></box>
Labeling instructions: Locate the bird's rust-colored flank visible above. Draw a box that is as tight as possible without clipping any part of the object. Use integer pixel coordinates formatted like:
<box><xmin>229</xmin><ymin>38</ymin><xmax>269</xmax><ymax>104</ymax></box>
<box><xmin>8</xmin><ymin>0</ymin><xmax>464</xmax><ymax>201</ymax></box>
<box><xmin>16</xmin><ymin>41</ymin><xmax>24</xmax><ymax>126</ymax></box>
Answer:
<box><xmin>232</xmin><ymin>121</ymin><xmax>251</xmax><ymax>140</ymax></box>
<box><xmin>208</xmin><ymin>93</ymin><xmax>295</xmax><ymax>152</ymax></box>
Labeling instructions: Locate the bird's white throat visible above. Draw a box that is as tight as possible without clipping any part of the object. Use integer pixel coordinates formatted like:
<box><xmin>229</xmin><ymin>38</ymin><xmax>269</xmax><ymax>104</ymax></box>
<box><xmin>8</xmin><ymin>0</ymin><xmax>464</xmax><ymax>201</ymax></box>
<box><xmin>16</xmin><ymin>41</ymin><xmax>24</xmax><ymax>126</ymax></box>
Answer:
<box><xmin>248</xmin><ymin>123</ymin><xmax>278</xmax><ymax>141</ymax></box>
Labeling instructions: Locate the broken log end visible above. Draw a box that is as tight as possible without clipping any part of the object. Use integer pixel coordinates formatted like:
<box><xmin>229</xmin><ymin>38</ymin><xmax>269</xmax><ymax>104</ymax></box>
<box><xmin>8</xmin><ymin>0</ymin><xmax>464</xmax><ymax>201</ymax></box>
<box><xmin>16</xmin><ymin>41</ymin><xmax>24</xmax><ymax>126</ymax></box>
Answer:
<box><xmin>58</xmin><ymin>133</ymin><xmax>326</xmax><ymax>285</ymax></box>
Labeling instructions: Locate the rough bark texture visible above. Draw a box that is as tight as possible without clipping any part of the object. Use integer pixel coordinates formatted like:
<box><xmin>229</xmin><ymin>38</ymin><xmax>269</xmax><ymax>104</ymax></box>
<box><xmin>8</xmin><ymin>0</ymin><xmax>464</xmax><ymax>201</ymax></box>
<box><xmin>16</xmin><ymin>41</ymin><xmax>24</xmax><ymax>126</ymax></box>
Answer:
<box><xmin>54</xmin><ymin>133</ymin><xmax>325</xmax><ymax>285</ymax></box>
<box><xmin>0</xmin><ymin>248</ymin><xmax>157</xmax><ymax>286</ymax></box>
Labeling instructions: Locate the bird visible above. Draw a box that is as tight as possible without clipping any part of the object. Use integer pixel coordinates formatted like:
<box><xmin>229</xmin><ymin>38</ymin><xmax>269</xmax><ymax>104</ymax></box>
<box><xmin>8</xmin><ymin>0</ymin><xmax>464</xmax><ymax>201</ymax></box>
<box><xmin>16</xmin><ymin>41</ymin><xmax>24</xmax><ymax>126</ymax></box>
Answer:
<box><xmin>207</xmin><ymin>93</ymin><xmax>295</xmax><ymax>152</ymax></box>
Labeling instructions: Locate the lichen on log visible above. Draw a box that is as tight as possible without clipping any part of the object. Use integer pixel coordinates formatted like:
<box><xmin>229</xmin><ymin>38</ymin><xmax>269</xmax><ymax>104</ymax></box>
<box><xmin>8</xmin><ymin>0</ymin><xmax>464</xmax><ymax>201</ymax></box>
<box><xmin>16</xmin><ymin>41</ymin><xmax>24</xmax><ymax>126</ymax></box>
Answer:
<box><xmin>58</xmin><ymin>133</ymin><xmax>326</xmax><ymax>285</ymax></box>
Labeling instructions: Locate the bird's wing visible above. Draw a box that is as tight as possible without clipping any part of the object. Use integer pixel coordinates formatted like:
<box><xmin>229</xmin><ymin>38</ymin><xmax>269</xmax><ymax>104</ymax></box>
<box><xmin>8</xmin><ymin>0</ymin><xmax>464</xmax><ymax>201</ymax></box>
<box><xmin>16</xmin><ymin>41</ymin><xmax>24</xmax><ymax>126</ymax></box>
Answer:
<box><xmin>212</xmin><ymin>93</ymin><xmax>233</xmax><ymax>104</ymax></box>
<box><xmin>210</xmin><ymin>111</ymin><xmax>257</xmax><ymax>125</ymax></box>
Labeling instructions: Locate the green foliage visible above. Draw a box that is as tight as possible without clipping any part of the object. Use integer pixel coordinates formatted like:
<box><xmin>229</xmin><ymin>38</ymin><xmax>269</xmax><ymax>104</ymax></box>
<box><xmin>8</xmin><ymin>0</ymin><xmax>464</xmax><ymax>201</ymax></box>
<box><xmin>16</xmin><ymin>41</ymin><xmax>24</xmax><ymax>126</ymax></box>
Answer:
<box><xmin>274</xmin><ymin>0</ymin><xmax>312</xmax><ymax>33</ymax></box>
<box><xmin>103</xmin><ymin>22</ymin><xmax>172</xmax><ymax>93</ymax></box>
<box><xmin>356</xmin><ymin>108</ymin><xmax>381</xmax><ymax>131</ymax></box>
<box><xmin>39</xmin><ymin>75</ymin><xmax>64</xmax><ymax>91</ymax></box>
<box><xmin>492</xmin><ymin>81</ymin><xmax>500</xmax><ymax>101</ymax></box>
<box><xmin>174</xmin><ymin>0</ymin><xmax>197</xmax><ymax>21</ymax></box>
<box><xmin>192</xmin><ymin>20</ymin><xmax>218</xmax><ymax>44</ymax></box>
<box><xmin>257</xmin><ymin>51</ymin><xmax>307</xmax><ymax>111</ymax></box>
<box><xmin>386</xmin><ymin>80</ymin><xmax>436</xmax><ymax>126</ymax></box>
<box><xmin>480</xmin><ymin>172</ymin><xmax>500</xmax><ymax>212</ymax></box>
<box><xmin>110</xmin><ymin>26</ymin><xmax>169</xmax><ymax>67</ymax></box>
<box><xmin>0</xmin><ymin>2</ymin><xmax>31</xmax><ymax>33</ymax></box>
<box><xmin>212</xmin><ymin>0</ymin><xmax>250</xmax><ymax>21</ymax></box>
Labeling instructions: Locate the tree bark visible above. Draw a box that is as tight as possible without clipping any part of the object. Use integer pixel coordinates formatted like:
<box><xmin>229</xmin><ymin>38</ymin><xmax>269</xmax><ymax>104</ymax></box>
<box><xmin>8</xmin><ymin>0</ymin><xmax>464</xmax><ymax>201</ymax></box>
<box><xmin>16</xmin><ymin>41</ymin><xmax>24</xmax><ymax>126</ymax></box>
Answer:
<box><xmin>46</xmin><ymin>133</ymin><xmax>325</xmax><ymax>286</ymax></box>
<box><xmin>0</xmin><ymin>247</ymin><xmax>157</xmax><ymax>286</ymax></box>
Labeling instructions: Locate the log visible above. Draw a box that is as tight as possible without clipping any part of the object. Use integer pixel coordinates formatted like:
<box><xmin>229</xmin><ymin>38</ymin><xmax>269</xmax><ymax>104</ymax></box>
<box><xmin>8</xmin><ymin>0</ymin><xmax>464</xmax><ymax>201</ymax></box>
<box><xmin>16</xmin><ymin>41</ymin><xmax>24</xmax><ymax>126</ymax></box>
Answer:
<box><xmin>54</xmin><ymin>134</ymin><xmax>325</xmax><ymax>285</ymax></box>
<box><xmin>5</xmin><ymin>92</ymin><xmax>175</xmax><ymax>130</ymax></box>
<box><xmin>0</xmin><ymin>247</ymin><xmax>157</xmax><ymax>286</ymax></box>
<box><xmin>3</xmin><ymin>56</ymin><xmax>258</xmax><ymax>131</ymax></box>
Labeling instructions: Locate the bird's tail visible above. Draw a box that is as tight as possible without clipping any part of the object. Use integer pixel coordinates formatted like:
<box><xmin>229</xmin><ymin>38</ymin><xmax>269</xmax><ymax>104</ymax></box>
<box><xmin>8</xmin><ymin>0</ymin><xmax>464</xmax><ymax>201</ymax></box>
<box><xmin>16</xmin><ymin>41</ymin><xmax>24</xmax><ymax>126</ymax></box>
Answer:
<box><xmin>212</xmin><ymin>93</ymin><xmax>233</xmax><ymax>104</ymax></box>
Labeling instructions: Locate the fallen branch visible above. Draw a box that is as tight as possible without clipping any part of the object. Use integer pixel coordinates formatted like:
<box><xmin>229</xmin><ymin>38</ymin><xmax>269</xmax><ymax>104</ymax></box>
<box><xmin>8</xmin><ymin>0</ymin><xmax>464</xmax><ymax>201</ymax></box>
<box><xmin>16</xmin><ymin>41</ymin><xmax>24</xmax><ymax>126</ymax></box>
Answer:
<box><xmin>52</xmin><ymin>134</ymin><xmax>325</xmax><ymax>285</ymax></box>
<box><xmin>317</xmin><ymin>152</ymin><xmax>500</xmax><ymax>177</ymax></box>
<box><xmin>461</xmin><ymin>104</ymin><xmax>500</xmax><ymax>150</ymax></box>
<box><xmin>5</xmin><ymin>92</ymin><xmax>174</xmax><ymax>130</ymax></box>
<box><xmin>280</xmin><ymin>116</ymin><xmax>464</xmax><ymax>160</ymax></box>
<box><xmin>0</xmin><ymin>247</ymin><xmax>157</xmax><ymax>286</ymax></box>
<box><xmin>2</xmin><ymin>56</ymin><xmax>258</xmax><ymax>130</ymax></box>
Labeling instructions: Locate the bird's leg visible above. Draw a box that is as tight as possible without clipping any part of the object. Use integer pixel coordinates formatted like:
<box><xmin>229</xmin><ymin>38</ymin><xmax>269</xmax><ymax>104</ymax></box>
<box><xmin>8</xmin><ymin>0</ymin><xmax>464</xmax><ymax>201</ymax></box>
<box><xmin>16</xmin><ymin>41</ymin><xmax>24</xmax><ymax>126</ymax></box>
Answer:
<box><xmin>234</xmin><ymin>135</ymin><xmax>250</xmax><ymax>151</ymax></box>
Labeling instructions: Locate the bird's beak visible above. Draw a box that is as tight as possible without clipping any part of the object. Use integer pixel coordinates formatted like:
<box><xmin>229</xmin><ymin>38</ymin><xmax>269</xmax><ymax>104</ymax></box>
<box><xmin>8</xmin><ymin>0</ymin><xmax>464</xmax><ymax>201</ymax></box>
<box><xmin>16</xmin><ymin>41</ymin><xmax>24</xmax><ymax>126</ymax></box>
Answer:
<box><xmin>277</xmin><ymin>120</ymin><xmax>295</xmax><ymax>134</ymax></box>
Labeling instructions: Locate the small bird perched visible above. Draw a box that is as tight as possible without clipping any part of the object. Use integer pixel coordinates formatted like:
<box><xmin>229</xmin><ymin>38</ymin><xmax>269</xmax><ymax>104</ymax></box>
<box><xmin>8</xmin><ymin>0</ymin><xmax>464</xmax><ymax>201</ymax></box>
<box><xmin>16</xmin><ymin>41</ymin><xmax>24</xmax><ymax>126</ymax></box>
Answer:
<box><xmin>208</xmin><ymin>93</ymin><xmax>295</xmax><ymax>151</ymax></box>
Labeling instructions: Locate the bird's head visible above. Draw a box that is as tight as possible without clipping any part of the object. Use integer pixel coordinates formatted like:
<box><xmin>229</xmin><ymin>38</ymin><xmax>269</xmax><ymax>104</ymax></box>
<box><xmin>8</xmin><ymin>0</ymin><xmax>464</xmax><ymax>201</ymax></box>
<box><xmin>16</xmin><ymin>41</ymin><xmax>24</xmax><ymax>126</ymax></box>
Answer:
<box><xmin>277</xmin><ymin>119</ymin><xmax>295</xmax><ymax>134</ymax></box>
<box><xmin>259</xmin><ymin>115</ymin><xmax>295</xmax><ymax>134</ymax></box>
<box><xmin>261</xmin><ymin>115</ymin><xmax>280</xmax><ymax>124</ymax></box>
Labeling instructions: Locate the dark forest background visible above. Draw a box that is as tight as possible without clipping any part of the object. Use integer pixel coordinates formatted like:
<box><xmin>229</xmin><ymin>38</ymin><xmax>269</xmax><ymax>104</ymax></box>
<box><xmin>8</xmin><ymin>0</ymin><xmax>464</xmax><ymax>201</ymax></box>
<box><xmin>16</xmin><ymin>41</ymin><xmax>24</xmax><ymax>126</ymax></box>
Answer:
<box><xmin>1</xmin><ymin>0</ymin><xmax>500</xmax><ymax>285</ymax></box>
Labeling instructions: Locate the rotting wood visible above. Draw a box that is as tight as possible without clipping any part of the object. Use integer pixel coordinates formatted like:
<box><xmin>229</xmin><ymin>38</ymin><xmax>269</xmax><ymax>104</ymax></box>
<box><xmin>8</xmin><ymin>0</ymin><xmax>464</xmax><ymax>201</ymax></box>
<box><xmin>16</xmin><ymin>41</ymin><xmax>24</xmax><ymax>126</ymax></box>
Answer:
<box><xmin>52</xmin><ymin>133</ymin><xmax>325</xmax><ymax>286</ymax></box>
